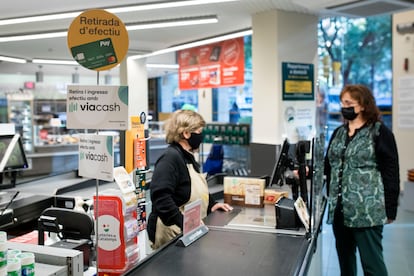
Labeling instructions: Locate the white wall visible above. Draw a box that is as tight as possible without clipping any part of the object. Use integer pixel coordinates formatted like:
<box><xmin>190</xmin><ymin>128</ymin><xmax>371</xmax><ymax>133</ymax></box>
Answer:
<box><xmin>123</xmin><ymin>58</ymin><xmax>148</xmax><ymax>127</ymax></box>
<box><xmin>197</xmin><ymin>88</ymin><xmax>213</xmax><ymax>123</ymax></box>
<box><xmin>392</xmin><ymin>10</ymin><xmax>414</xmax><ymax>190</ymax></box>
<box><xmin>251</xmin><ymin>10</ymin><xmax>318</xmax><ymax>145</ymax></box>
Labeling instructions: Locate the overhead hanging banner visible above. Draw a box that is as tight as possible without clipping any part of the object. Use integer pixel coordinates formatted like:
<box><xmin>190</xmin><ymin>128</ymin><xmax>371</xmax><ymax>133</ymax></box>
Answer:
<box><xmin>178</xmin><ymin>37</ymin><xmax>245</xmax><ymax>90</ymax></box>
<box><xmin>66</xmin><ymin>85</ymin><xmax>129</xmax><ymax>130</ymax></box>
<box><xmin>67</xmin><ymin>9</ymin><xmax>129</xmax><ymax>71</ymax></box>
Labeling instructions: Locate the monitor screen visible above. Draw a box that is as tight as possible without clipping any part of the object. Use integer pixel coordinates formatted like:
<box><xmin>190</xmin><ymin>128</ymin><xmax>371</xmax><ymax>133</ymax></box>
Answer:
<box><xmin>0</xmin><ymin>134</ymin><xmax>29</xmax><ymax>173</ymax></box>
<box><xmin>269</xmin><ymin>139</ymin><xmax>292</xmax><ymax>187</ymax></box>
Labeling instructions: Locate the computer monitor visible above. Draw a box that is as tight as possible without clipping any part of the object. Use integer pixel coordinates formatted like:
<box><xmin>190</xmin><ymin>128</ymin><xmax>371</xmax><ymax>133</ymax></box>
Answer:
<box><xmin>0</xmin><ymin>134</ymin><xmax>28</xmax><ymax>173</ymax></box>
<box><xmin>0</xmin><ymin>134</ymin><xmax>29</xmax><ymax>189</ymax></box>
<box><xmin>269</xmin><ymin>139</ymin><xmax>293</xmax><ymax>187</ymax></box>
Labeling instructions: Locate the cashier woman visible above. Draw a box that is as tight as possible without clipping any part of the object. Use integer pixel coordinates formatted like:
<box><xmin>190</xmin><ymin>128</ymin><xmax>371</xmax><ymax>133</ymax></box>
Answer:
<box><xmin>147</xmin><ymin>109</ymin><xmax>233</xmax><ymax>249</ymax></box>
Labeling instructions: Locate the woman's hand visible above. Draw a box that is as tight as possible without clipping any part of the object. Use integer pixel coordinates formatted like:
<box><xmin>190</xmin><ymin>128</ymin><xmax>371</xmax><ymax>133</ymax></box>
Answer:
<box><xmin>211</xmin><ymin>202</ymin><xmax>233</xmax><ymax>212</ymax></box>
<box><xmin>386</xmin><ymin>218</ymin><xmax>394</xmax><ymax>224</ymax></box>
<box><xmin>293</xmin><ymin>166</ymin><xmax>310</xmax><ymax>178</ymax></box>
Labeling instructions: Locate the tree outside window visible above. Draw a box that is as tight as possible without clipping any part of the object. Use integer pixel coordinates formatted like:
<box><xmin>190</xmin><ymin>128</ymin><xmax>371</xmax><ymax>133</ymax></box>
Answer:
<box><xmin>318</xmin><ymin>15</ymin><xmax>392</xmax><ymax>140</ymax></box>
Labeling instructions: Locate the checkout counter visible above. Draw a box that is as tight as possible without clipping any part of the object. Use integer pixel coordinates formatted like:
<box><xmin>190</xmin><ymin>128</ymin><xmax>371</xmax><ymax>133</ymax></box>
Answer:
<box><xmin>0</xmin><ymin>135</ymin><xmax>326</xmax><ymax>276</ymax></box>
<box><xmin>0</xmin><ymin>190</ymin><xmax>325</xmax><ymax>276</ymax></box>
<box><xmin>0</xmin><ymin>187</ymin><xmax>325</xmax><ymax>276</ymax></box>
<box><xmin>123</xmin><ymin>137</ymin><xmax>326</xmax><ymax>275</ymax></box>
<box><xmin>125</xmin><ymin>203</ymin><xmax>317</xmax><ymax>276</ymax></box>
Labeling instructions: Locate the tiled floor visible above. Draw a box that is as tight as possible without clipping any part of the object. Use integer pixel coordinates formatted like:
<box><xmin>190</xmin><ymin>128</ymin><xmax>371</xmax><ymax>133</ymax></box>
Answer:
<box><xmin>313</xmin><ymin>195</ymin><xmax>414</xmax><ymax>276</ymax></box>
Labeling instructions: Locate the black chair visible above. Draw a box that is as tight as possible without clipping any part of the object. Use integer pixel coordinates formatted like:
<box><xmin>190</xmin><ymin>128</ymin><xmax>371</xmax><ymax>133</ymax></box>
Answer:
<box><xmin>38</xmin><ymin>207</ymin><xmax>94</xmax><ymax>269</ymax></box>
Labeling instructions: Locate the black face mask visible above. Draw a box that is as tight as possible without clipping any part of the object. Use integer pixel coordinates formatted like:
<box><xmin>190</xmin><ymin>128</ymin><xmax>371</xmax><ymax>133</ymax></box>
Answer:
<box><xmin>341</xmin><ymin>106</ymin><xmax>358</xmax><ymax>121</ymax></box>
<box><xmin>187</xmin><ymin>132</ymin><xmax>203</xmax><ymax>150</ymax></box>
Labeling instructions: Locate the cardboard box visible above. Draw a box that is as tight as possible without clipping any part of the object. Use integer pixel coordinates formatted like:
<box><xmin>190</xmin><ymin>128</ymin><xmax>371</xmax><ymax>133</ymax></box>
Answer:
<box><xmin>223</xmin><ymin>176</ymin><xmax>265</xmax><ymax>208</ymax></box>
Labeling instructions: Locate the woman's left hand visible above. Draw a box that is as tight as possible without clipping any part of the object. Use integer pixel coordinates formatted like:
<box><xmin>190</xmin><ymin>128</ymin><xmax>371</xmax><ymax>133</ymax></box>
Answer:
<box><xmin>211</xmin><ymin>202</ymin><xmax>233</xmax><ymax>212</ymax></box>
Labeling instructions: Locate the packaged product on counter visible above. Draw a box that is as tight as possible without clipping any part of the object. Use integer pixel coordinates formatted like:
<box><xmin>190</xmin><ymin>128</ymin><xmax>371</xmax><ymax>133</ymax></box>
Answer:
<box><xmin>100</xmin><ymin>189</ymin><xmax>137</xmax><ymax>214</ymax></box>
<box><xmin>125</xmin><ymin>242</ymin><xmax>140</xmax><ymax>265</ymax></box>
<box><xmin>223</xmin><ymin>176</ymin><xmax>265</xmax><ymax>208</ymax></box>
<box><xmin>6</xmin><ymin>257</ymin><xmax>20</xmax><ymax>276</ymax></box>
<box><xmin>124</xmin><ymin>218</ymin><xmax>139</xmax><ymax>241</ymax></box>
<box><xmin>16</xmin><ymin>252</ymin><xmax>35</xmax><ymax>276</ymax></box>
<box><xmin>0</xmin><ymin>231</ymin><xmax>7</xmax><ymax>273</ymax></box>
<box><xmin>7</xmin><ymin>249</ymin><xmax>21</xmax><ymax>259</ymax></box>
<box><xmin>137</xmin><ymin>199</ymin><xmax>147</xmax><ymax>231</ymax></box>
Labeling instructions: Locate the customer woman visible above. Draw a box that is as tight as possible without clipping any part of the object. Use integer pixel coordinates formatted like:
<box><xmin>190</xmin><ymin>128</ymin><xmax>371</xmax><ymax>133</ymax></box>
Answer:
<box><xmin>325</xmin><ymin>84</ymin><xmax>400</xmax><ymax>276</ymax></box>
<box><xmin>147</xmin><ymin>109</ymin><xmax>232</xmax><ymax>249</ymax></box>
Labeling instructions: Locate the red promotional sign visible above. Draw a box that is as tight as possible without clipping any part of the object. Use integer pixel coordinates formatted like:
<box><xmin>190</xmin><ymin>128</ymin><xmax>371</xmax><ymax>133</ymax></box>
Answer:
<box><xmin>178</xmin><ymin>37</ymin><xmax>245</xmax><ymax>90</ymax></box>
<box><xmin>94</xmin><ymin>195</ymin><xmax>127</xmax><ymax>271</ymax></box>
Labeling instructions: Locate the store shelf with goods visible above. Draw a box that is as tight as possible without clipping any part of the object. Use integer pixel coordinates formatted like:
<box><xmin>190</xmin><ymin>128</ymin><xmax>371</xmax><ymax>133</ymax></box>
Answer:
<box><xmin>32</xmin><ymin>99</ymin><xmax>73</xmax><ymax>147</ymax></box>
<box><xmin>202</xmin><ymin>123</ymin><xmax>251</xmax><ymax>176</ymax></box>
<box><xmin>7</xmin><ymin>93</ymin><xmax>34</xmax><ymax>153</ymax></box>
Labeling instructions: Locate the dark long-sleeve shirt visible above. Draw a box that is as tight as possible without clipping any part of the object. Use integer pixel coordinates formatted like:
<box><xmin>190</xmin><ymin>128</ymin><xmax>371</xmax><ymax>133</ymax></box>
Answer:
<box><xmin>325</xmin><ymin>122</ymin><xmax>400</xmax><ymax>226</ymax></box>
<box><xmin>147</xmin><ymin>142</ymin><xmax>216</xmax><ymax>242</ymax></box>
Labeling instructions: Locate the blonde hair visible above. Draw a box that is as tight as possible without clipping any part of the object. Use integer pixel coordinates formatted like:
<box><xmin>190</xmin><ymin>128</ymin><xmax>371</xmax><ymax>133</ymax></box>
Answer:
<box><xmin>164</xmin><ymin>110</ymin><xmax>206</xmax><ymax>144</ymax></box>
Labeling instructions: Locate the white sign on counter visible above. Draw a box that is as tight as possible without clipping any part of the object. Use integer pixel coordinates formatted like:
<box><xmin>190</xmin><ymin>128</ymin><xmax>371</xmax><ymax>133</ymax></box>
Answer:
<box><xmin>66</xmin><ymin>85</ymin><xmax>129</xmax><ymax>130</ymax></box>
<box><xmin>78</xmin><ymin>134</ymin><xmax>114</xmax><ymax>181</ymax></box>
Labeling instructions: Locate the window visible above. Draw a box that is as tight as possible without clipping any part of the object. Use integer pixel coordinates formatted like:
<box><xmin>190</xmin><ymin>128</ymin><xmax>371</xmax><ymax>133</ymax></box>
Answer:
<box><xmin>318</xmin><ymin>15</ymin><xmax>393</xmax><ymax>140</ymax></box>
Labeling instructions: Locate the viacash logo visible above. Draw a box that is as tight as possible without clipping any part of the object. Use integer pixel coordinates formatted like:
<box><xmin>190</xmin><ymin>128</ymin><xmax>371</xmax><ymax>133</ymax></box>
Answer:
<box><xmin>79</xmin><ymin>102</ymin><xmax>121</xmax><ymax>112</ymax></box>
<box><xmin>79</xmin><ymin>151</ymin><xmax>85</xmax><ymax>160</ymax></box>
<box><xmin>68</xmin><ymin>102</ymin><xmax>78</xmax><ymax>112</ymax></box>
<box><xmin>68</xmin><ymin>102</ymin><xmax>120</xmax><ymax>112</ymax></box>
<box><xmin>83</xmin><ymin>151</ymin><xmax>109</xmax><ymax>162</ymax></box>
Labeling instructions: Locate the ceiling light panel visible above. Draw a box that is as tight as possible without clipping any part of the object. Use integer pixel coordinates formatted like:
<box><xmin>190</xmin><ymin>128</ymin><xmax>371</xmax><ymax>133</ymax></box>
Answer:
<box><xmin>0</xmin><ymin>15</ymin><xmax>217</xmax><ymax>43</ymax></box>
<box><xmin>0</xmin><ymin>55</ymin><xmax>27</xmax><ymax>63</ymax></box>
<box><xmin>32</xmin><ymin>59</ymin><xmax>78</xmax><ymax>65</ymax></box>
<box><xmin>0</xmin><ymin>0</ymin><xmax>237</xmax><ymax>26</ymax></box>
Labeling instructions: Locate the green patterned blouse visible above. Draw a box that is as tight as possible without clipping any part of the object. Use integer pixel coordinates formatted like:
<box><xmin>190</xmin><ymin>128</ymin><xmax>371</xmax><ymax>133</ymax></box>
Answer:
<box><xmin>326</xmin><ymin>122</ymin><xmax>387</xmax><ymax>227</ymax></box>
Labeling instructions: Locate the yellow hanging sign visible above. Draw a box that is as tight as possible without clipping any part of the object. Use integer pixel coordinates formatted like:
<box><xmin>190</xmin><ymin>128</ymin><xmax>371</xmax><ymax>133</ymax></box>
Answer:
<box><xmin>67</xmin><ymin>9</ymin><xmax>129</xmax><ymax>71</ymax></box>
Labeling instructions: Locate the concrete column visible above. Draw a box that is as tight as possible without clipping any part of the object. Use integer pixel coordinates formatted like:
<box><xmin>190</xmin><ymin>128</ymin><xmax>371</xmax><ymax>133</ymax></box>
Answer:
<box><xmin>120</xmin><ymin>58</ymin><xmax>149</xmax><ymax>127</ymax></box>
<box><xmin>251</xmin><ymin>10</ymin><xmax>318</xmax><ymax>145</ymax></box>
<box><xmin>198</xmin><ymin>88</ymin><xmax>213</xmax><ymax>123</ymax></box>
<box><xmin>250</xmin><ymin>9</ymin><xmax>318</xmax><ymax>176</ymax></box>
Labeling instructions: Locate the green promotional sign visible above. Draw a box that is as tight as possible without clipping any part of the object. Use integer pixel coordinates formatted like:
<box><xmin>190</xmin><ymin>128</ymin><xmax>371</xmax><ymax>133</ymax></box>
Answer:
<box><xmin>282</xmin><ymin>62</ymin><xmax>314</xmax><ymax>101</ymax></box>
